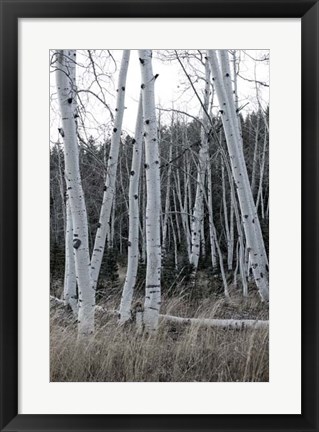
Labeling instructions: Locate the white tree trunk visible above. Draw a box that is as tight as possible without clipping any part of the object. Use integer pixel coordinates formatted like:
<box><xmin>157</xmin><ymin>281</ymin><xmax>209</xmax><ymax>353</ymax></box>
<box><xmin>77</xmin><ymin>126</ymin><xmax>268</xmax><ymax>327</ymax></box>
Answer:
<box><xmin>60</xmin><ymin>51</ymin><xmax>78</xmax><ymax>317</ymax></box>
<box><xmin>63</xmin><ymin>197</ymin><xmax>77</xmax><ymax>315</ymax></box>
<box><xmin>222</xmin><ymin>50</ymin><xmax>268</xmax><ymax>278</ymax></box>
<box><xmin>229</xmin><ymin>193</ymin><xmax>234</xmax><ymax>270</ymax></box>
<box><xmin>189</xmin><ymin>59</ymin><xmax>211</xmax><ymax>271</ymax></box>
<box><xmin>119</xmin><ymin>95</ymin><xmax>144</xmax><ymax>324</ymax></box>
<box><xmin>56</xmin><ymin>50</ymin><xmax>94</xmax><ymax>336</ymax></box>
<box><xmin>141</xmin><ymin>164</ymin><xmax>147</xmax><ymax>263</ymax></box>
<box><xmin>111</xmin><ymin>195</ymin><xmax>116</xmax><ymax>248</ymax></box>
<box><xmin>251</xmin><ymin>114</ymin><xmax>260</xmax><ymax>197</ymax></box>
<box><xmin>221</xmin><ymin>158</ymin><xmax>232</xmax><ymax>270</ymax></box>
<box><xmin>231</xmin><ymin>50</ymin><xmax>242</xmax><ymax>137</ymax></box>
<box><xmin>90</xmin><ymin>50</ymin><xmax>130</xmax><ymax>290</ymax></box>
<box><xmin>55</xmin><ymin>143</ymin><xmax>66</xmax><ymax>233</ymax></box>
<box><xmin>233</xmin><ymin>240</ymin><xmax>240</xmax><ymax>287</ymax></box>
<box><xmin>200</xmin><ymin>217</ymin><xmax>206</xmax><ymax>258</ymax></box>
<box><xmin>176</xmin><ymin>165</ymin><xmax>191</xmax><ymax>258</ymax></box>
<box><xmin>172</xmin><ymin>188</ymin><xmax>181</xmax><ymax>244</ymax></box>
<box><xmin>50</xmin><ymin>296</ymin><xmax>268</xmax><ymax>331</ymax></box>
<box><xmin>207</xmin><ymin>160</ymin><xmax>218</xmax><ymax>269</ymax></box>
<box><xmin>170</xmin><ymin>215</ymin><xmax>179</xmax><ymax>271</ymax></box>
<box><xmin>222</xmin><ymin>152</ymin><xmax>248</xmax><ymax>296</ymax></box>
<box><xmin>207</xmin><ymin>50</ymin><xmax>269</xmax><ymax>301</ymax></box>
<box><xmin>139</xmin><ymin>49</ymin><xmax>162</xmax><ymax>332</ymax></box>
<box><xmin>162</xmin><ymin>134</ymin><xmax>173</xmax><ymax>252</ymax></box>
<box><xmin>256</xmin><ymin>128</ymin><xmax>268</xmax><ymax>215</ymax></box>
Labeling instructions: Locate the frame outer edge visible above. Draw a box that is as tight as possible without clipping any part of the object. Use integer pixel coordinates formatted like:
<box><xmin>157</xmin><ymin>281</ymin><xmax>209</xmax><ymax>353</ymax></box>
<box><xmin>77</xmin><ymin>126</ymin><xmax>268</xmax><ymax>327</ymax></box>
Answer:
<box><xmin>0</xmin><ymin>0</ymin><xmax>318</xmax><ymax>431</ymax></box>
<box><xmin>0</xmin><ymin>1</ymin><xmax>18</xmax><ymax>432</ymax></box>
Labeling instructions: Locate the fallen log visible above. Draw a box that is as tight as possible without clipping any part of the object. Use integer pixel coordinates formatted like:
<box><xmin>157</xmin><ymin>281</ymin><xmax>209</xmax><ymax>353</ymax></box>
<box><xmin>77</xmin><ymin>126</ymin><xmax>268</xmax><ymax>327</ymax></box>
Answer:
<box><xmin>50</xmin><ymin>296</ymin><xmax>268</xmax><ymax>330</ymax></box>
<box><xmin>159</xmin><ymin>314</ymin><xmax>268</xmax><ymax>330</ymax></box>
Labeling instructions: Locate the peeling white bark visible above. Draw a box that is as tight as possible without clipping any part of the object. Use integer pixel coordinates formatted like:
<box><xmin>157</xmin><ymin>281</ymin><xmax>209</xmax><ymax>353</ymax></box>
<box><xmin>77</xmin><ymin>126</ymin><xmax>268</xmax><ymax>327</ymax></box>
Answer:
<box><xmin>56</xmin><ymin>49</ymin><xmax>94</xmax><ymax>336</ymax></box>
<box><xmin>139</xmin><ymin>49</ymin><xmax>162</xmax><ymax>331</ymax></box>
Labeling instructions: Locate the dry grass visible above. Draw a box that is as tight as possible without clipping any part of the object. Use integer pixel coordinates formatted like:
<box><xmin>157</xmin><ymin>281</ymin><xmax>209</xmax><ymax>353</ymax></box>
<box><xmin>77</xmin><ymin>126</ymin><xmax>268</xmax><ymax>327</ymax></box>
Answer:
<box><xmin>50</xmin><ymin>293</ymin><xmax>269</xmax><ymax>382</ymax></box>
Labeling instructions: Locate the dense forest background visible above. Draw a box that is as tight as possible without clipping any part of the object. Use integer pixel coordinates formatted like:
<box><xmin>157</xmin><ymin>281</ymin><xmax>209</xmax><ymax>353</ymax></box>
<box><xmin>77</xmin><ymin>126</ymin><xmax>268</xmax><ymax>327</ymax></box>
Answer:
<box><xmin>50</xmin><ymin>109</ymin><xmax>269</xmax><ymax>298</ymax></box>
<box><xmin>50</xmin><ymin>49</ymin><xmax>269</xmax><ymax>382</ymax></box>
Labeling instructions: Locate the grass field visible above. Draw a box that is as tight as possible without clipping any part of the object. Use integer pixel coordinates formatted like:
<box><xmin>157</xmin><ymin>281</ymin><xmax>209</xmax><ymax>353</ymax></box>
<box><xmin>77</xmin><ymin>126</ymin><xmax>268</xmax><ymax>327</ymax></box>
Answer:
<box><xmin>50</xmin><ymin>286</ymin><xmax>269</xmax><ymax>382</ymax></box>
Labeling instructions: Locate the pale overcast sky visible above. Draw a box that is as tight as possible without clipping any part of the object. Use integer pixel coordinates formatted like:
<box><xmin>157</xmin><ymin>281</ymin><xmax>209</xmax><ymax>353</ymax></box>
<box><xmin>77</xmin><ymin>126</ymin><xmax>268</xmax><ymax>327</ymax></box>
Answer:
<box><xmin>50</xmin><ymin>49</ymin><xmax>269</xmax><ymax>145</ymax></box>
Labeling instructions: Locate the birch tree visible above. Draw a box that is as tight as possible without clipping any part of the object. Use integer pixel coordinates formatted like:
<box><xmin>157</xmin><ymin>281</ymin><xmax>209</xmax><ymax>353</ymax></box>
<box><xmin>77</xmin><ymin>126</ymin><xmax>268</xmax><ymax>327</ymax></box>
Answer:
<box><xmin>56</xmin><ymin>50</ymin><xmax>94</xmax><ymax>336</ymax></box>
<box><xmin>119</xmin><ymin>95</ymin><xmax>144</xmax><ymax>324</ymax></box>
<box><xmin>53</xmin><ymin>142</ymin><xmax>77</xmax><ymax>314</ymax></box>
<box><xmin>63</xmin><ymin>197</ymin><xmax>77</xmax><ymax>315</ymax></box>
<box><xmin>189</xmin><ymin>59</ymin><xmax>211</xmax><ymax>271</ymax></box>
<box><xmin>90</xmin><ymin>50</ymin><xmax>130</xmax><ymax>291</ymax></box>
<box><xmin>139</xmin><ymin>49</ymin><xmax>162</xmax><ymax>331</ymax></box>
<box><xmin>162</xmin><ymin>115</ymin><xmax>174</xmax><ymax>253</ymax></box>
<box><xmin>207</xmin><ymin>50</ymin><xmax>269</xmax><ymax>300</ymax></box>
<box><xmin>206</xmin><ymin>158</ymin><xmax>218</xmax><ymax>270</ymax></box>
<box><xmin>61</xmin><ymin>58</ymin><xmax>78</xmax><ymax>316</ymax></box>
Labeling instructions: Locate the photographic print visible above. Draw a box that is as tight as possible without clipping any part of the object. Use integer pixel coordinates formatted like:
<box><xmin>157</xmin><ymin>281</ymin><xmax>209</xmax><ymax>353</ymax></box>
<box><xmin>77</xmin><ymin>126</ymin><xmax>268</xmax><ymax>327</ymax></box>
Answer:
<box><xmin>50</xmin><ymin>49</ymin><xmax>269</xmax><ymax>382</ymax></box>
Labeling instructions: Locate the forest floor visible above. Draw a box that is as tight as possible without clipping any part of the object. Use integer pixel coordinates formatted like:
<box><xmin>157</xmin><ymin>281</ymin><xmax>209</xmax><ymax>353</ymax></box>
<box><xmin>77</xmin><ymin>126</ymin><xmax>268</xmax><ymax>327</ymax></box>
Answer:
<box><xmin>50</xmin><ymin>269</ymin><xmax>269</xmax><ymax>382</ymax></box>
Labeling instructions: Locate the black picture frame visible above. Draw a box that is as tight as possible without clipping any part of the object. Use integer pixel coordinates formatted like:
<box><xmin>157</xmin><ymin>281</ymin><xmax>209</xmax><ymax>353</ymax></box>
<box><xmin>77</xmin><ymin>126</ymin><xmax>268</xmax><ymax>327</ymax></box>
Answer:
<box><xmin>0</xmin><ymin>1</ymin><xmax>318</xmax><ymax>431</ymax></box>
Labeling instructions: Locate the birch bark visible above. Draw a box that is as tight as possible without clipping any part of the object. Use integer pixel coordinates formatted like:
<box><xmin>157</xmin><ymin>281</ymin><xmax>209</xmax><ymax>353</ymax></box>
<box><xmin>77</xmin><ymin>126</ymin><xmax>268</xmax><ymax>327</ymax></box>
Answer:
<box><xmin>56</xmin><ymin>49</ymin><xmax>94</xmax><ymax>336</ymax></box>
<box><xmin>139</xmin><ymin>49</ymin><xmax>162</xmax><ymax>331</ymax></box>
<box><xmin>221</xmin><ymin>159</ymin><xmax>232</xmax><ymax>269</ymax></box>
<box><xmin>222</xmin><ymin>151</ymin><xmax>248</xmax><ymax>296</ymax></box>
<box><xmin>90</xmin><ymin>50</ymin><xmax>130</xmax><ymax>291</ymax></box>
<box><xmin>189</xmin><ymin>59</ymin><xmax>211</xmax><ymax>271</ymax></box>
<box><xmin>119</xmin><ymin>95</ymin><xmax>144</xmax><ymax>324</ymax></box>
<box><xmin>207</xmin><ymin>50</ymin><xmax>269</xmax><ymax>300</ymax></box>
<box><xmin>162</xmin><ymin>133</ymin><xmax>173</xmax><ymax>252</ymax></box>
<box><xmin>63</xmin><ymin>197</ymin><xmax>77</xmax><ymax>315</ymax></box>
<box><xmin>256</xmin><ymin>128</ymin><xmax>268</xmax><ymax>216</ymax></box>
<box><xmin>207</xmin><ymin>158</ymin><xmax>217</xmax><ymax>269</ymax></box>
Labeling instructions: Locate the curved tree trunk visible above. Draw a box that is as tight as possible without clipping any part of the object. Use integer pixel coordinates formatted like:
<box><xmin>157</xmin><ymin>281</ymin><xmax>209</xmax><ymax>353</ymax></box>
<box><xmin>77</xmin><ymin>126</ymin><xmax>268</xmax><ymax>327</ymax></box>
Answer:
<box><xmin>119</xmin><ymin>95</ymin><xmax>144</xmax><ymax>324</ymax></box>
<box><xmin>207</xmin><ymin>50</ymin><xmax>269</xmax><ymax>301</ymax></box>
<box><xmin>90</xmin><ymin>50</ymin><xmax>130</xmax><ymax>291</ymax></box>
<box><xmin>139</xmin><ymin>49</ymin><xmax>162</xmax><ymax>332</ymax></box>
<box><xmin>56</xmin><ymin>49</ymin><xmax>94</xmax><ymax>336</ymax></box>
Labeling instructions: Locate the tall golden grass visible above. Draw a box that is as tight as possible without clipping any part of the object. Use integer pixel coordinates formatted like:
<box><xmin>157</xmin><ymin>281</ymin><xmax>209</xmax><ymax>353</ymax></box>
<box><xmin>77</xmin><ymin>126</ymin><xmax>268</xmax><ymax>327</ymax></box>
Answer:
<box><xmin>50</xmin><ymin>293</ymin><xmax>269</xmax><ymax>382</ymax></box>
